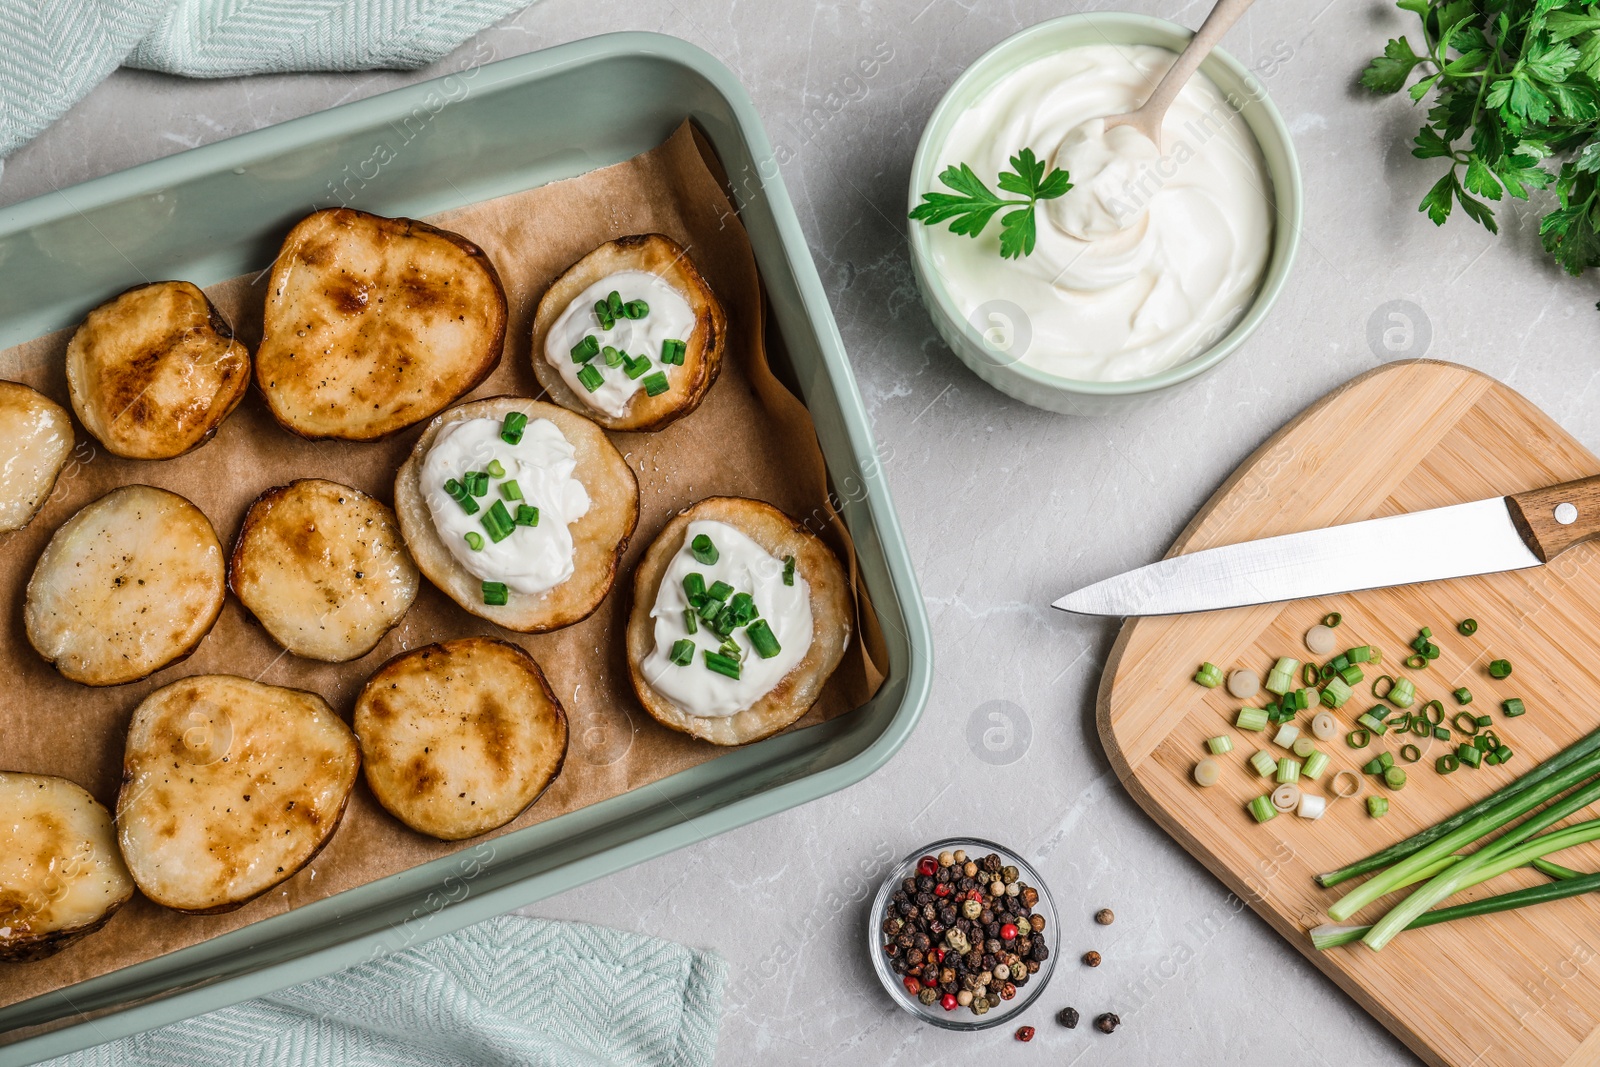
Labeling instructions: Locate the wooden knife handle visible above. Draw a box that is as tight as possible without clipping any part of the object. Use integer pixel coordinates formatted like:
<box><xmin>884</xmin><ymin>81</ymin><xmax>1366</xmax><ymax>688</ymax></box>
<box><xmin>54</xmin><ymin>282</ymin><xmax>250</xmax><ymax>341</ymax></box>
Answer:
<box><xmin>1506</xmin><ymin>475</ymin><xmax>1600</xmax><ymax>563</ymax></box>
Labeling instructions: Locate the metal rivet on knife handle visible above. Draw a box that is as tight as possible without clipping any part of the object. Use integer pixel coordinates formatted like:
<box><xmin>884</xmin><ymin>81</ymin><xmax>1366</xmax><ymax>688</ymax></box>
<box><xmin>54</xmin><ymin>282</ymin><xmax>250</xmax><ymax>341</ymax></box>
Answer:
<box><xmin>1505</xmin><ymin>475</ymin><xmax>1600</xmax><ymax>563</ymax></box>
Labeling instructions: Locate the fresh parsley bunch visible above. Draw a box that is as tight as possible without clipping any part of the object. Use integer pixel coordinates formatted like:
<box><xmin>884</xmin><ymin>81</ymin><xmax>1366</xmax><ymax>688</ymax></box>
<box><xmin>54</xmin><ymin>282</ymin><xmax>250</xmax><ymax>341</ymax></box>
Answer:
<box><xmin>909</xmin><ymin>148</ymin><xmax>1072</xmax><ymax>259</ymax></box>
<box><xmin>1363</xmin><ymin>0</ymin><xmax>1600</xmax><ymax>275</ymax></box>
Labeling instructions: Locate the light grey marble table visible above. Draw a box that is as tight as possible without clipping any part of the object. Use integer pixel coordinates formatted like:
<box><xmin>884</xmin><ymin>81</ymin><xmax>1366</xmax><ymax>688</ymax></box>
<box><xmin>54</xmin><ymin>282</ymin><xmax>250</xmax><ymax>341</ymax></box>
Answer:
<box><xmin>12</xmin><ymin>1</ymin><xmax>1599</xmax><ymax>1063</ymax></box>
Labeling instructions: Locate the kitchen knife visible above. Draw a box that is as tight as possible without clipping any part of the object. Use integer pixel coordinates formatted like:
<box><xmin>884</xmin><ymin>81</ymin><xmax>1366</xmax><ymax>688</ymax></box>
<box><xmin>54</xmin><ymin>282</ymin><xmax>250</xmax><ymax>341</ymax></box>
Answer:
<box><xmin>1053</xmin><ymin>475</ymin><xmax>1600</xmax><ymax>617</ymax></box>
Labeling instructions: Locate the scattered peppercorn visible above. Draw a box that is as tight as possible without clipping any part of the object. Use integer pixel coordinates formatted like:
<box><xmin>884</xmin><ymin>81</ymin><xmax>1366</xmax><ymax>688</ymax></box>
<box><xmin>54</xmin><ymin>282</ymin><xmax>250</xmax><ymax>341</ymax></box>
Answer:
<box><xmin>1015</xmin><ymin>1025</ymin><xmax>1035</xmax><ymax>1042</ymax></box>
<box><xmin>1082</xmin><ymin>950</ymin><xmax>1102</xmax><ymax>967</ymax></box>
<box><xmin>1095</xmin><ymin>1012</ymin><xmax>1120</xmax><ymax>1034</ymax></box>
<box><xmin>1057</xmin><ymin>1006</ymin><xmax>1080</xmax><ymax>1029</ymax></box>
<box><xmin>1095</xmin><ymin>908</ymin><xmax>1115</xmax><ymax>925</ymax></box>
<box><xmin>881</xmin><ymin>847</ymin><xmax>1047</xmax><ymax>1019</ymax></box>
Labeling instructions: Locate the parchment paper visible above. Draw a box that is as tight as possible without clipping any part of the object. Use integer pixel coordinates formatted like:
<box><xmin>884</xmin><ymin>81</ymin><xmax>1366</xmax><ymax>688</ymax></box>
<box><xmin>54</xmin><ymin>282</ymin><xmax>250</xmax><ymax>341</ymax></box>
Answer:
<box><xmin>0</xmin><ymin>121</ymin><xmax>886</xmax><ymax>1009</ymax></box>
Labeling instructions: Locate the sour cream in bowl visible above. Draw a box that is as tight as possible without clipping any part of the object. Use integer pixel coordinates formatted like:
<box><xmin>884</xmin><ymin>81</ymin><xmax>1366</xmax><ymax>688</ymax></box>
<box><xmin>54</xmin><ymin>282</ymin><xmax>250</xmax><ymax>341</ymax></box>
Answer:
<box><xmin>907</xmin><ymin>13</ymin><xmax>1301</xmax><ymax>414</ymax></box>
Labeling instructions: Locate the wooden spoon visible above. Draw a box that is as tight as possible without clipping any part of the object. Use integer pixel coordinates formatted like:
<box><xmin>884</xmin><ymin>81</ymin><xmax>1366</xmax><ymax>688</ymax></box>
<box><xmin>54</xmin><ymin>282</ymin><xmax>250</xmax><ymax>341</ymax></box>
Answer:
<box><xmin>1103</xmin><ymin>0</ymin><xmax>1256</xmax><ymax>149</ymax></box>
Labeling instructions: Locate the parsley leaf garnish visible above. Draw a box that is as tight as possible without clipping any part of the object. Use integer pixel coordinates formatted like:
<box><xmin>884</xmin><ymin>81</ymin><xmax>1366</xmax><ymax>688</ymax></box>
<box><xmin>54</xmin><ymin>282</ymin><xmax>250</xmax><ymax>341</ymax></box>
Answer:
<box><xmin>1363</xmin><ymin>0</ymin><xmax>1600</xmax><ymax>276</ymax></box>
<box><xmin>909</xmin><ymin>148</ymin><xmax>1073</xmax><ymax>259</ymax></box>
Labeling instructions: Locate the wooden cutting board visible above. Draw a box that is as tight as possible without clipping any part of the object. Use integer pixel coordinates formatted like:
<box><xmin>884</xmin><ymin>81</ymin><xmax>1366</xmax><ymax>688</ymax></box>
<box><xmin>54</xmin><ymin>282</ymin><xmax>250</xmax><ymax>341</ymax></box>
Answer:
<box><xmin>1099</xmin><ymin>360</ymin><xmax>1600</xmax><ymax>1067</ymax></box>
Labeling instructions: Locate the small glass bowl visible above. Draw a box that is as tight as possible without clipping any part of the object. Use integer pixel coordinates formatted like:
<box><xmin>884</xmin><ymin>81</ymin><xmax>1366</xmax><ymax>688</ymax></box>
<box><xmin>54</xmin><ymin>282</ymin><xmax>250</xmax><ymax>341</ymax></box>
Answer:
<box><xmin>867</xmin><ymin>837</ymin><xmax>1058</xmax><ymax>1031</ymax></box>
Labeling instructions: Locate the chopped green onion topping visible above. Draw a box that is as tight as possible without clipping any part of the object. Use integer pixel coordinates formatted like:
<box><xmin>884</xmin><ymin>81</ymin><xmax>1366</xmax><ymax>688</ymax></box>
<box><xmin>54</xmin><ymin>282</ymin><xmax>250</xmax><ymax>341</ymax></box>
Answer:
<box><xmin>1454</xmin><ymin>687</ymin><xmax>1473</xmax><ymax>705</ymax></box>
<box><xmin>623</xmin><ymin>353</ymin><xmax>651</xmax><ymax>380</ymax></box>
<box><xmin>703</xmin><ymin>650</ymin><xmax>742</xmax><ymax>679</ymax></box>
<box><xmin>1348</xmin><ymin>729</ymin><xmax>1371</xmax><ymax>748</ymax></box>
<box><xmin>1249</xmin><ymin>794</ymin><xmax>1277</xmax><ymax>823</ymax></box>
<box><xmin>1236</xmin><ymin>707</ymin><xmax>1269</xmax><ymax>732</ymax></box>
<box><xmin>1458</xmin><ymin>618</ymin><xmax>1478</xmax><ymax>636</ymax></box>
<box><xmin>1476</xmin><ymin>713</ymin><xmax>1493</xmax><ymax>727</ymax></box>
<box><xmin>444</xmin><ymin>477</ymin><xmax>468</xmax><ymax>502</ymax></box>
<box><xmin>1356</xmin><ymin>711</ymin><xmax>1389</xmax><ymax>735</ymax></box>
<box><xmin>1322</xmin><ymin>612</ymin><xmax>1342</xmax><ymax>628</ymax></box>
<box><xmin>1276</xmin><ymin>757</ymin><xmax>1302</xmax><ymax>784</ymax></box>
<box><xmin>500</xmin><ymin>479</ymin><xmax>523</xmax><ymax>501</ymax></box>
<box><xmin>1389</xmin><ymin>678</ymin><xmax>1417</xmax><ymax>708</ymax></box>
<box><xmin>707</xmin><ymin>580</ymin><xmax>734</xmax><ymax>602</ymax></box>
<box><xmin>1303</xmin><ymin>751</ymin><xmax>1331</xmax><ymax>780</ymax></box>
<box><xmin>464</xmin><ymin>531</ymin><xmax>484</xmax><ymax>551</ymax></box>
<box><xmin>1434</xmin><ymin>725</ymin><xmax>1452</xmax><ymax>741</ymax></box>
<box><xmin>1348</xmin><ymin>645</ymin><xmax>1374</xmax><ymax>663</ymax></box>
<box><xmin>486</xmin><ymin>459</ymin><xmax>505</xmax><ymax>478</ymax></box>
<box><xmin>1266</xmin><ymin>657</ymin><xmax>1300</xmax><ymax>695</ymax></box>
<box><xmin>501</xmin><ymin>411</ymin><xmax>528</xmax><ymax>444</ymax></box>
<box><xmin>747</xmin><ymin>619</ymin><xmax>782</xmax><ymax>659</ymax></box>
<box><xmin>571</xmin><ymin>335</ymin><xmax>600</xmax><ymax>362</ymax></box>
<box><xmin>1339</xmin><ymin>664</ymin><xmax>1365</xmax><ymax>686</ymax></box>
<box><xmin>1423</xmin><ymin>699</ymin><xmax>1446</xmax><ymax>724</ymax></box>
<box><xmin>1436</xmin><ymin>754</ymin><xmax>1459</xmax><ymax>774</ymax></box>
<box><xmin>602</xmin><ymin>345</ymin><xmax>625</xmax><ymax>367</ymax></box>
<box><xmin>1457</xmin><ymin>742</ymin><xmax>1483</xmax><ymax>768</ymax></box>
<box><xmin>482</xmin><ymin>581</ymin><xmax>509</xmax><ymax>606</ymax></box>
<box><xmin>607</xmin><ymin>290</ymin><xmax>624</xmax><ymax>318</ymax></box>
<box><xmin>1368</xmin><ymin>796</ymin><xmax>1389</xmax><ymax>818</ymax></box>
<box><xmin>669</xmin><ymin>639</ymin><xmax>695</xmax><ymax>666</ymax></box>
<box><xmin>1384</xmin><ymin>766</ymin><xmax>1408</xmax><ymax>790</ymax></box>
<box><xmin>661</xmin><ymin>338</ymin><xmax>687</xmax><ymax>365</ymax></box>
<box><xmin>683</xmin><ymin>573</ymin><xmax>707</xmax><ymax>605</ymax></box>
<box><xmin>690</xmin><ymin>534</ymin><xmax>719</xmax><ymax>565</ymax></box>
<box><xmin>718</xmin><ymin>636</ymin><xmax>742</xmax><ymax>659</ymax></box>
<box><xmin>1371</xmin><ymin>674</ymin><xmax>1395</xmax><ymax>699</ymax></box>
<box><xmin>1502</xmin><ymin>698</ymin><xmax>1526</xmax><ymax>718</ymax></box>
<box><xmin>642</xmin><ymin>371</ymin><xmax>670</xmax><ymax>397</ymax></box>
<box><xmin>1206</xmin><ymin>735</ymin><xmax>1234</xmax><ymax>756</ymax></box>
<box><xmin>481</xmin><ymin>499</ymin><xmax>515</xmax><ymax>543</ymax></box>
<box><xmin>577</xmin><ymin>363</ymin><xmax>605</xmax><ymax>392</ymax></box>
<box><xmin>514</xmin><ymin>504</ymin><xmax>539</xmax><ymax>526</ymax></box>
<box><xmin>454</xmin><ymin>491</ymin><xmax>480</xmax><ymax>516</ymax></box>
<box><xmin>1322</xmin><ymin>676</ymin><xmax>1353</xmax><ymax>708</ymax></box>
<box><xmin>594</xmin><ymin>300</ymin><xmax>615</xmax><ymax>330</ymax></box>
<box><xmin>1454</xmin><ymin>711</ymin><xmax>1480</xmax><ymax>735</ymax></box>
<box><xmin>467</xmin><ymin>471</ymin><xmax>489</xmax><ymax>497</ymax></box>
<box><xmin>1250</xmin><ymin>750</ymin><xmax>1279</xmax><ymax>777</ymax></box>
<box><xmin>622</xmin><ymin>299</ymin><xmax>649</xmax><ymax>319</ymax></box>
<box><xmin>683</xmin><ymin>607</ymin><xmax>698</xmax><ymax>634</ymax></box>
<box><xmin>1489</xmin><ymin>658</ymin><xmax>1513</xmax><ymax>679</ymax></box>
<box><xmin>1400</xmin><ymin>744</ymin><xmax>1422</xmax><ymax>763</ymax></box>
<box><xmin>1405</xmin><ymin>653</ymin><xmax>1428</xmax><ymax>670</ymax></box>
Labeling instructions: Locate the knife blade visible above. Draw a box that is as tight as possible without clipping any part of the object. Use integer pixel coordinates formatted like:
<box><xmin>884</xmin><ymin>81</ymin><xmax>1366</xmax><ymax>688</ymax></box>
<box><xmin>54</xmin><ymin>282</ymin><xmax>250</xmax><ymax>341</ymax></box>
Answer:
<box><xmin>1053</xmin><ymin>475</ymin><xmax>1600</xmax><ymax>617</ymax></box>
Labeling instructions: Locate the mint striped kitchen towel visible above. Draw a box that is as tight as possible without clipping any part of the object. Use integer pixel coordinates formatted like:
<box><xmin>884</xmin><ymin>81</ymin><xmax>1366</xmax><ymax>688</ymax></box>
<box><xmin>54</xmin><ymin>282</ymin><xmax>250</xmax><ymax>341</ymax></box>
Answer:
<box><xmin>46</xmin><ymin>917</ymin><xmax>728</xmax><ymax>1067</ymax></box>
<box><xmin>0</xmin><ymin>0</ymin><xmax>535</xmax><ymax>157</ymax></box>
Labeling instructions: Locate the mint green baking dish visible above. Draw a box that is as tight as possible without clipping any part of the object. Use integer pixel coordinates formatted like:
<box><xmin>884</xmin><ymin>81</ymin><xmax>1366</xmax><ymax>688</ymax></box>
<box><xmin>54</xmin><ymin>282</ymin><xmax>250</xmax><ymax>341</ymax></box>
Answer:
<box><xmin>0</xmin><ymin>33</ymin><xmax>930</xmax><ymax>1065</ymax></box>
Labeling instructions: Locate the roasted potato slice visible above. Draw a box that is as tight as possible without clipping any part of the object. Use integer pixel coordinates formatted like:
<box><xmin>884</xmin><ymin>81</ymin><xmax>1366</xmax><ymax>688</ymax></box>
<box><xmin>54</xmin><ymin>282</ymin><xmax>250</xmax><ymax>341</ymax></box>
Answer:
<box><xmin>117</xmin><ymin>675</ymin><xmax>359</xmax><ymax>913</ymax></box>
<box><xmin>354</xmin><ymin>637</ymin><xmax>567</xmax><ymax>841</ymax></box>
<box><xmin>229</xmin><ymin>479</ymin><xmax>419</xmax><ymax>662</ymax></box>
<box><xmin>255</xmin><ymin>208</ymin><xmax>507</xmax><ymax>440</ymax></box>
<box><xmin>394</xmin><ymin>396</ymin><xmax>638</xmax><ymax>632</ymax></box>
<box><xmin>531</xmin><ymin>234</ymin><xmax>726</xmax><ymax>432</ymax></box>
<box><xmin>25</xmin><ymin>485</ymin><xmax>225</xmax><ymax>686</ymax></box>
<box><xmin>626</xmin><ymin>497</ymin><xmax>852</xmax><ymax>746</ymax></box>
<box><xmin>0</xmin><ymin>381</ymin><xmax>73</xmax><ymax>533</ymax></box>
<box><xmin>65</xmin><ymin>280</ymin><xmax>250</xmax><ymax>459</ymax></box>
<box><xmin>0</xmin><ymin>772</ymin><xmax>134</xmax><ymax>962</ymax></box>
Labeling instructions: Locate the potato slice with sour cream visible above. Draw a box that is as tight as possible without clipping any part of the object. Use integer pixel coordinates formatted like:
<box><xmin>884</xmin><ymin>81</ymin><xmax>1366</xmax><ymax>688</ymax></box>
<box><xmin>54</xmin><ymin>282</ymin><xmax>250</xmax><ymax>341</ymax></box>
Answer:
<box><xmin>25</xmin><ymin>485</ymin><xmax>225</xmax><ymax>686</ymax></box>
<box><xmin>0</xmin><ymin>381</ymin><xmax>74</xmax><ymax>534</ymax></box>
<box><xmin>66</xmin><ymin>280</ymin><xmax>250</xmax><ymax>460</ymax></box>
<box><xmin>394</xmin><ymin>396</ymin><xmax>638</xmax><ymax>632</ymax></box>
<box><xmin>117</xmin><ymin>675</ymin><xmax>359</xmax><ymax>913</ymax></box>
<box><xmin>255</xmin><ymin>208</ymin><xmax>507</xmax><ymax>441</ymax></box>
<box><xmin>531</xmin><ymin>234</ymin><xmax>726</xmax><ymax>432</ymax></box>
<box><xmin>626</xmin><ymin>497</ymin><xmax>852</xmax><ymax>746</ymax></box>
<box><xmin>353</xmin><ymin>637</ymin><xmax>567</xmax><ymax>841</ymax></box>
<box><xmin>229</xmin><ymin>479</ymin><xmax>419</xmax><ymax>662</ymax></box>
<box><xmin>0</xmin><ymin>772</ymin><xmax>134</xmax><ymax>962</ymax></box>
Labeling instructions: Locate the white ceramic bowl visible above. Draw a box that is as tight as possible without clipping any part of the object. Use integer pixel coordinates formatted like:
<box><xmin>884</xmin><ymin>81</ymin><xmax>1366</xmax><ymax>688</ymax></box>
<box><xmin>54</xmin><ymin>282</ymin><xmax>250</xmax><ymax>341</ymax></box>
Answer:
<box><xmin>907</xmin><ymin>13</ymin><xmax>1302</xmax><ymax>415</ymax></box>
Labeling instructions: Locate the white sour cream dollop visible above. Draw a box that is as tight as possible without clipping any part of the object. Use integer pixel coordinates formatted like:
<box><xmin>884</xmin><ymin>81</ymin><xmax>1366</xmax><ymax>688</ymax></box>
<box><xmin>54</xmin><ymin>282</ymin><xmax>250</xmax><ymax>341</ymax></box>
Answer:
<box><xmin>925</xmin><ymin>43</ymin><xmax>1274</xmax><ymax>382</ymax></box>
<box><xmin>421</xmin><ymin>416</ymin><xmax>590</xmax><ymax>595</ymax></box>
<box><xmin>544</xmin><ymin>270</ymin><xmax>696</xmax><ymax>419</ymax></box>
<box><xmin>640</xmin><ymin>520</ymin><xmax>813</xmax><ymax>718</ymax></box>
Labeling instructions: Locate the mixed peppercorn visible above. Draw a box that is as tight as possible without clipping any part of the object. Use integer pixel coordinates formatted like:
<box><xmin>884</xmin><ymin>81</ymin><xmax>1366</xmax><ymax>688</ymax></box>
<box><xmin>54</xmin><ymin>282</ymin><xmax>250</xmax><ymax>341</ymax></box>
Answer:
<box><xmin>881</xmin><ymin>849</ymin><xmax>1049</xmax><ymax>1017</ymax></box>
